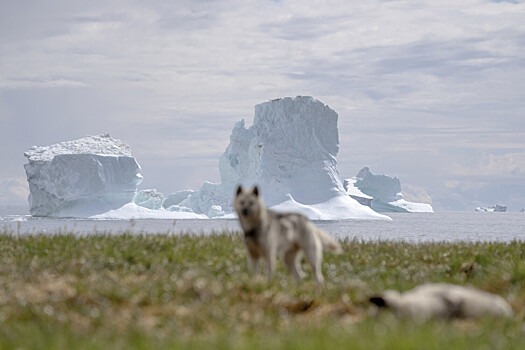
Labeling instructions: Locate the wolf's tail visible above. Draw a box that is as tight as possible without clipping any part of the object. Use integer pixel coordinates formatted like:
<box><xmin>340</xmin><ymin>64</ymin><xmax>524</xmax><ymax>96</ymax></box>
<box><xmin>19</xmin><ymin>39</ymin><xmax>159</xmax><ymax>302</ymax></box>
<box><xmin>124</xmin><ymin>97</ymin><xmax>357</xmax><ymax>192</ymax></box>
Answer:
<box><xmin>316</xmin><ymin>228</ymin><xmax>343</xmax><ymax>254</ymax></box>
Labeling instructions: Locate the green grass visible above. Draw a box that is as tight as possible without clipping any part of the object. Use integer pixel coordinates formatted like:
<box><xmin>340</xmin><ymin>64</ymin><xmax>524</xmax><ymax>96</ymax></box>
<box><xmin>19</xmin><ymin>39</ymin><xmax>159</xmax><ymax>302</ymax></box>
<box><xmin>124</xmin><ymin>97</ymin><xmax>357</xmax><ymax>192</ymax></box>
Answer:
<box><xmin>0</xmin><ymin>232</ymin><xmax>524</xmax><ymax>349</ymax></box>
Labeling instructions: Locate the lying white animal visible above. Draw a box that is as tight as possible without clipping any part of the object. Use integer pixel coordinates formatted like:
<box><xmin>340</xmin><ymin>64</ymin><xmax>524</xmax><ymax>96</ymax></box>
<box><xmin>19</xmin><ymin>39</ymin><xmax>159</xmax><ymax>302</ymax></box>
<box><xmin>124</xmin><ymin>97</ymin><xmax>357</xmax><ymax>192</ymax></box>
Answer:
<box><xmin>370</xmin><ymin>283</ymin><xmax>513</xmax><ymax>322</ymax></box>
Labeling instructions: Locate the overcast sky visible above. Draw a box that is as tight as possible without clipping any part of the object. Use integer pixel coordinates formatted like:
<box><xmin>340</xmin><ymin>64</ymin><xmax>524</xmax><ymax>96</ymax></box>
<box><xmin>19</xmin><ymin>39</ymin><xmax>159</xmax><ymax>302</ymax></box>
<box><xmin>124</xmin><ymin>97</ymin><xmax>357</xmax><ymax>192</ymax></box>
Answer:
<box><xmin>1</xmin><ymin>0</ymin><xmax>524</xmax><ymax>211</ymax></box>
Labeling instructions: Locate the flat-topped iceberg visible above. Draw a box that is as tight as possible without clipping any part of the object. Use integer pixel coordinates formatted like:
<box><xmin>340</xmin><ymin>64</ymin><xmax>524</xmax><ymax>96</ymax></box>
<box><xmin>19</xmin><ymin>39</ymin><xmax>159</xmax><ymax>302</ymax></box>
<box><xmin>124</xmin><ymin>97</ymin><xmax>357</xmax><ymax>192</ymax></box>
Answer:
<box><xmin>345</xmin><ymin>167</ymin><xmax>434</xmax><ymax>213</ymax></box>
<box><xmin>24</xmin><ymin>134</ymin><xmax>143</xmax><ymax>217</ymax></box>
<box><xmin>172</xmin><ymin>96</ymin><xmax>389</xmax><ymax>220</ymax></box>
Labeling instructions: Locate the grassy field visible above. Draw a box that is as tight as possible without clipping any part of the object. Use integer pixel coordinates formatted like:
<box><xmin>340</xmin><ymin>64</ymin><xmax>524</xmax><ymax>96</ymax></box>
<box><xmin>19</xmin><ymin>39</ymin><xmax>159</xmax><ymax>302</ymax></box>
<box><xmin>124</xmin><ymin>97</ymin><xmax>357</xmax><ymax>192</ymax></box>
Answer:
<box><xmin>0</xmin><ymin>231</ymin><xmax>524</xmax><ymax>349</ymax></box>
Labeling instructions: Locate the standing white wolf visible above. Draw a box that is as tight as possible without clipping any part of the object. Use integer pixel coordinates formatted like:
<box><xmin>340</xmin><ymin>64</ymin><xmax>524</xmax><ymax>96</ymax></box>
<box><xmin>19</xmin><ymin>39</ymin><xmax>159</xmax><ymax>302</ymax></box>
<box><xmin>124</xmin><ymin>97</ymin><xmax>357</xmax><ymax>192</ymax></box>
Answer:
<box><xmin>234</xmin><ymin>185</ymin><xmax>342</xmax><ymax>284</ymax></box>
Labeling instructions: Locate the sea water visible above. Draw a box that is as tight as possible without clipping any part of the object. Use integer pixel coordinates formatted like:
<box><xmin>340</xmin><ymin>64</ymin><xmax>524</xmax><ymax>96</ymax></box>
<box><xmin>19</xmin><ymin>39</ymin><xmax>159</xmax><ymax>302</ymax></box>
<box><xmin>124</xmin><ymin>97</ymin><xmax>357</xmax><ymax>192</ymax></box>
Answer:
<box><xmin>1</xmin><ymin>205</ymin><xmax>524</xmax><ymax>242</ymax></box>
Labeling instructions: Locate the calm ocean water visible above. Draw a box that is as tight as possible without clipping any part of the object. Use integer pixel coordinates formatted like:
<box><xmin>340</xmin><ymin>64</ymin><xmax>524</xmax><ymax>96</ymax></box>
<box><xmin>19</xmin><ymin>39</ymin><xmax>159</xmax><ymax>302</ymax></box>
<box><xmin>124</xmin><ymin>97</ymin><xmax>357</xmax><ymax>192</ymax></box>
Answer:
<box><xmin>1</xmin><ymin>205</ymin><xmax>524</xmax><ymax>242</ymax></box>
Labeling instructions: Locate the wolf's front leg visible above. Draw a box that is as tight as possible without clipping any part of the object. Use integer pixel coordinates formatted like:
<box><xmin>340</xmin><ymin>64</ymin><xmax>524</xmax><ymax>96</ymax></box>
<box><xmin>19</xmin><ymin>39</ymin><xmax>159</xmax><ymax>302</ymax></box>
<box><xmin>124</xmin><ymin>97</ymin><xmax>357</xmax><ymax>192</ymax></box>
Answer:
<box><xmin>265</xmin><ymin>251</ymin><xmax>277</xmax><ymax>281</ymax></box>
<box><xmin>247</xmin><ymin>254</ymin><xmax>259</xmax><ymax>275</ymax></box>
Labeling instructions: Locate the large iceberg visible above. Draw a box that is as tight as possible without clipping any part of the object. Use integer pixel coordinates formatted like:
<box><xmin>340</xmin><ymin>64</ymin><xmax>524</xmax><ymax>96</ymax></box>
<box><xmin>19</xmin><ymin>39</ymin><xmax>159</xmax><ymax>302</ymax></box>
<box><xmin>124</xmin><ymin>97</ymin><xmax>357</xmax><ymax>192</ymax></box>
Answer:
<box><xmin>345</xmin><ymin>167</ymin><xmax>434</xmax><ymax>213</ymax></box>
<box><xmin>173</xmin><ymin>96</ymin><xmax>389</xmax><ymax>220</ymax></box>
<box><xmin>24</xmin><ymin>134</ymin><xmax>144</xmax><ymax>217</ymax></box>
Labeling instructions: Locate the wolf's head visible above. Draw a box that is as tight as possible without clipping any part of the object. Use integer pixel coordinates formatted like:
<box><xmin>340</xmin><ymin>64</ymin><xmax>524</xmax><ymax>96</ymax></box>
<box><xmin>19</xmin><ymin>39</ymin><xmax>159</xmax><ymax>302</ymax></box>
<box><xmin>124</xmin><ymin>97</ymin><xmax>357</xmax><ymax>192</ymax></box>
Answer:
<box><xmin>234</xmin><ymin>185</ymin><xmax>264</xmax><ymax>224</ymax></box>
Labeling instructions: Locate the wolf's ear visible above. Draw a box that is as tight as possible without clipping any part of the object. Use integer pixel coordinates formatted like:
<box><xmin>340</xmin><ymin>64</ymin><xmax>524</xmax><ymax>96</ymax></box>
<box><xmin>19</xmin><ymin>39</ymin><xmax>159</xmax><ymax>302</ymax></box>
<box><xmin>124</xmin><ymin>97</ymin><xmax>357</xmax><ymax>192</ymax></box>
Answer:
<box><xmin>369</xmin><ymin>296</ymin><xmax>388</xmax><ymax>308</ymax></box>
<box><xmin>236</xmin><ymin>185</ymin><xmax>243</xmax><ymax>197</ymax></box>
<box><xmin>253</xmin><ymin>186</ymin><xmax>259</xmax><ymax>197</ymax></box>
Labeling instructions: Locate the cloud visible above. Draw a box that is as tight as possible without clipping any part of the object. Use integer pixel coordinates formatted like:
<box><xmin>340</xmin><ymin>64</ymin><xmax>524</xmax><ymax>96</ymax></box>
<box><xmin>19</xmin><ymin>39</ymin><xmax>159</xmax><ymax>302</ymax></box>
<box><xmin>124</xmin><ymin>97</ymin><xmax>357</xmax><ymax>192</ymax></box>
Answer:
<box><xmin>1</xmin><ymin>76</ymin><xmax>88</xmax><ymax>89</ymax></box>
<box><xmin>450</xmin><ymin>152</ymin><xmax>525</xmax><ymax>178</ymax></box>
<box><xmin>0</xmin><ymin>177</ymin><xmax>28</xmax><ymax>205</ymax></box>
<box><xmin>401</xmin><ymin>184</ymin><xmax>433</xmax><ymax>205</ymax></box>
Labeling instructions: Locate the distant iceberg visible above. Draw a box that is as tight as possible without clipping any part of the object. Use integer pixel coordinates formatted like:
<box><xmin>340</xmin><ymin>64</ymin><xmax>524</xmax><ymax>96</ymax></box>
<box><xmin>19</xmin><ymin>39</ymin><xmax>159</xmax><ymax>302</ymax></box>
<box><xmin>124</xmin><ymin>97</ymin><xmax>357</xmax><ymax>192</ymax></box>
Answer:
<box><xmin>343</xmin><ymin>178</ymin><xmax>373</xmax><ymax>207</ymax></box>
<box><xmin>475</xmin><ymin>205</ymin><xmax>507</xmax><ymax>212</ymax></box>
<box><xmin>344</xmin><ymin>167</ymin><xmax>434</xmax><ymax>213</ymax></box>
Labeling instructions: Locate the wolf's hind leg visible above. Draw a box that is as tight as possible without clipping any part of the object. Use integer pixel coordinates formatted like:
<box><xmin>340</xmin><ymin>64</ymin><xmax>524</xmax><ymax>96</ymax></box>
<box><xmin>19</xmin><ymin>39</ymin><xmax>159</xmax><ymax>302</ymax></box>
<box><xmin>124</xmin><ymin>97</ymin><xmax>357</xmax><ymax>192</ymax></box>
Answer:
<box><xmin>305</xmin><ymin>244</ymin><xmax>324</xmax><ymax>284</ymax></box>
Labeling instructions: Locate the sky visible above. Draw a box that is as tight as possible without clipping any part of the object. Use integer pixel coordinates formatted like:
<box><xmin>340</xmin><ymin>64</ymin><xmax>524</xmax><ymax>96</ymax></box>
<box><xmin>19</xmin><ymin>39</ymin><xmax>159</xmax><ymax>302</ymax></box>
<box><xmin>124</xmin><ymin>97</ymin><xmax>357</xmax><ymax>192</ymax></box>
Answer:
<box><xmin>1</xmin><ymin>0</ymin><xmax>524</xmax><ymax>211</ymax></box>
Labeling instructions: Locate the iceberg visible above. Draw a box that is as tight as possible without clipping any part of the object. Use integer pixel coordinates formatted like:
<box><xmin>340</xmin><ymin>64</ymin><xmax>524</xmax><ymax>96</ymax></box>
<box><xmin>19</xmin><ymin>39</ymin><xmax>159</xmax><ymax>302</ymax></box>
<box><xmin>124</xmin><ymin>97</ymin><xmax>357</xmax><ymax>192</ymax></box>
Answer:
<box><xmin>134</xmin><ymin>189</ymin><xmax>164</xmax><ymax>210</ymax></box>
<box><xmin>24</xmin><ymin>134</ymin><xmax>143</xmax><ymax>217</ymax></box>
<box><xmin>345</xmin><ymin>167</ymin><xmax>434</xmax><ymax>213</ymax></box>
<box><xmin>475</xmin><ymin>205</ymin><xmax>507</xmax><ymax>212</ymax></box>
<box><xmin>175</xmin><ymin>96</ymin><xmax>389</xmax><ymax>220</ymax></box>
<box><xmin>162</xmin><ymin>190</ymin><xmax>195</xmax><ymax>209</ymax></box>
<box><xmin>343</xmin><ymin>178</ymin><xmax>373</xmax><ymax>207</ymax></box>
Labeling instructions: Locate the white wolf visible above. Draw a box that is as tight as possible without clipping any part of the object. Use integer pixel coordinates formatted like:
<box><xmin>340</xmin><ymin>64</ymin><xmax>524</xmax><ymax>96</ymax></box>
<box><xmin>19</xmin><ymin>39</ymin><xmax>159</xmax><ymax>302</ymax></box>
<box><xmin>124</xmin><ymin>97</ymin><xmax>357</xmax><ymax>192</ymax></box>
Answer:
<box><xmin>370</xmin><ymin>283</ymin><xmax>513</xmax><ymax>322</ymax></box>
<box><xmin>234</xmin><ymin>185</ymin><xmax>342</xmax><ymax>284</ymax></box>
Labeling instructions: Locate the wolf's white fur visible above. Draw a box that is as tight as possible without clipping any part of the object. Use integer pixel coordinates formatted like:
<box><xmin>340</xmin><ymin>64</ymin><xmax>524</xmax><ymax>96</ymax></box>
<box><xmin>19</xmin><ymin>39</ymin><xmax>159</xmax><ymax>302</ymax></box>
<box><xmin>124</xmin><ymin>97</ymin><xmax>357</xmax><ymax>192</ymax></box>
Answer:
<box><xmin>370</xmin><ymin>283</ymin><xmax>513</xmax><ymax>322</ymax></box>
<box><xmin>234</xmin><ymin>185</ymin><xmax>342</xmax><ymax>284</ymax></box>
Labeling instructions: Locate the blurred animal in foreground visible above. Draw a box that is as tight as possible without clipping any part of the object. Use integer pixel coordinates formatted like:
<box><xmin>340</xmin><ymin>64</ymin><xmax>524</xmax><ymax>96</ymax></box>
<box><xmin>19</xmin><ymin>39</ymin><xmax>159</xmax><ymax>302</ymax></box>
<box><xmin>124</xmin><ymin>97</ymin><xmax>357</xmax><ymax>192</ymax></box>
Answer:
<box><xmin>370</xmin><ymin>283</ymin><xmax>513</xmax><ymax>322</ymax></box>
<box><xmin>234</xmin><ymin>185</ymin><xmax>342</xmax><ymax>284</ymax></box>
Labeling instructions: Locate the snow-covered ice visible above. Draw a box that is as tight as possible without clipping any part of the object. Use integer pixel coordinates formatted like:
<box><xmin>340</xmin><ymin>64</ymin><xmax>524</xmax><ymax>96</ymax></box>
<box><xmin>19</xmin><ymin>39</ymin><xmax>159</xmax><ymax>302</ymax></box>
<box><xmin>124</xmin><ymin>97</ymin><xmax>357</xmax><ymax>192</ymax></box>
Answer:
<box><xmin>91</xmin><ymin>202</ymin><xmax>207</xmax><ymax>220</ymax></box>
<box><xmin>24</xmin><ymin>134</ymin><xmax>143</xmax><ymax>217</ymax></box>
<box><xmin>270</xmin><ymin>194</ymin><xmax>383</xmax><ymax>220</ymax></box>
<box><xmin>346</xmin><ymin>167</ymin><xmax>434</xmax><ymax>213</ymax></box>
<box><xmin>343</xmin><ymin>178</ymin><xmax>373</xmax><ymax>207</ymax></box>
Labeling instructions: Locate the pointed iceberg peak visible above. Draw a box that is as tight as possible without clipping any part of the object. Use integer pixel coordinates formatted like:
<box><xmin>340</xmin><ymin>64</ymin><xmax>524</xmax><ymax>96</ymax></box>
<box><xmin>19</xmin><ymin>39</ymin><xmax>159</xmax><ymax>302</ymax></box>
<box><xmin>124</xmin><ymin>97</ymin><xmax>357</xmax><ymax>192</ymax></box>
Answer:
<box><xmin>356</xmin><ymin>166</ymin><xmax>372</xmax><ymax>179</ymax></box>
